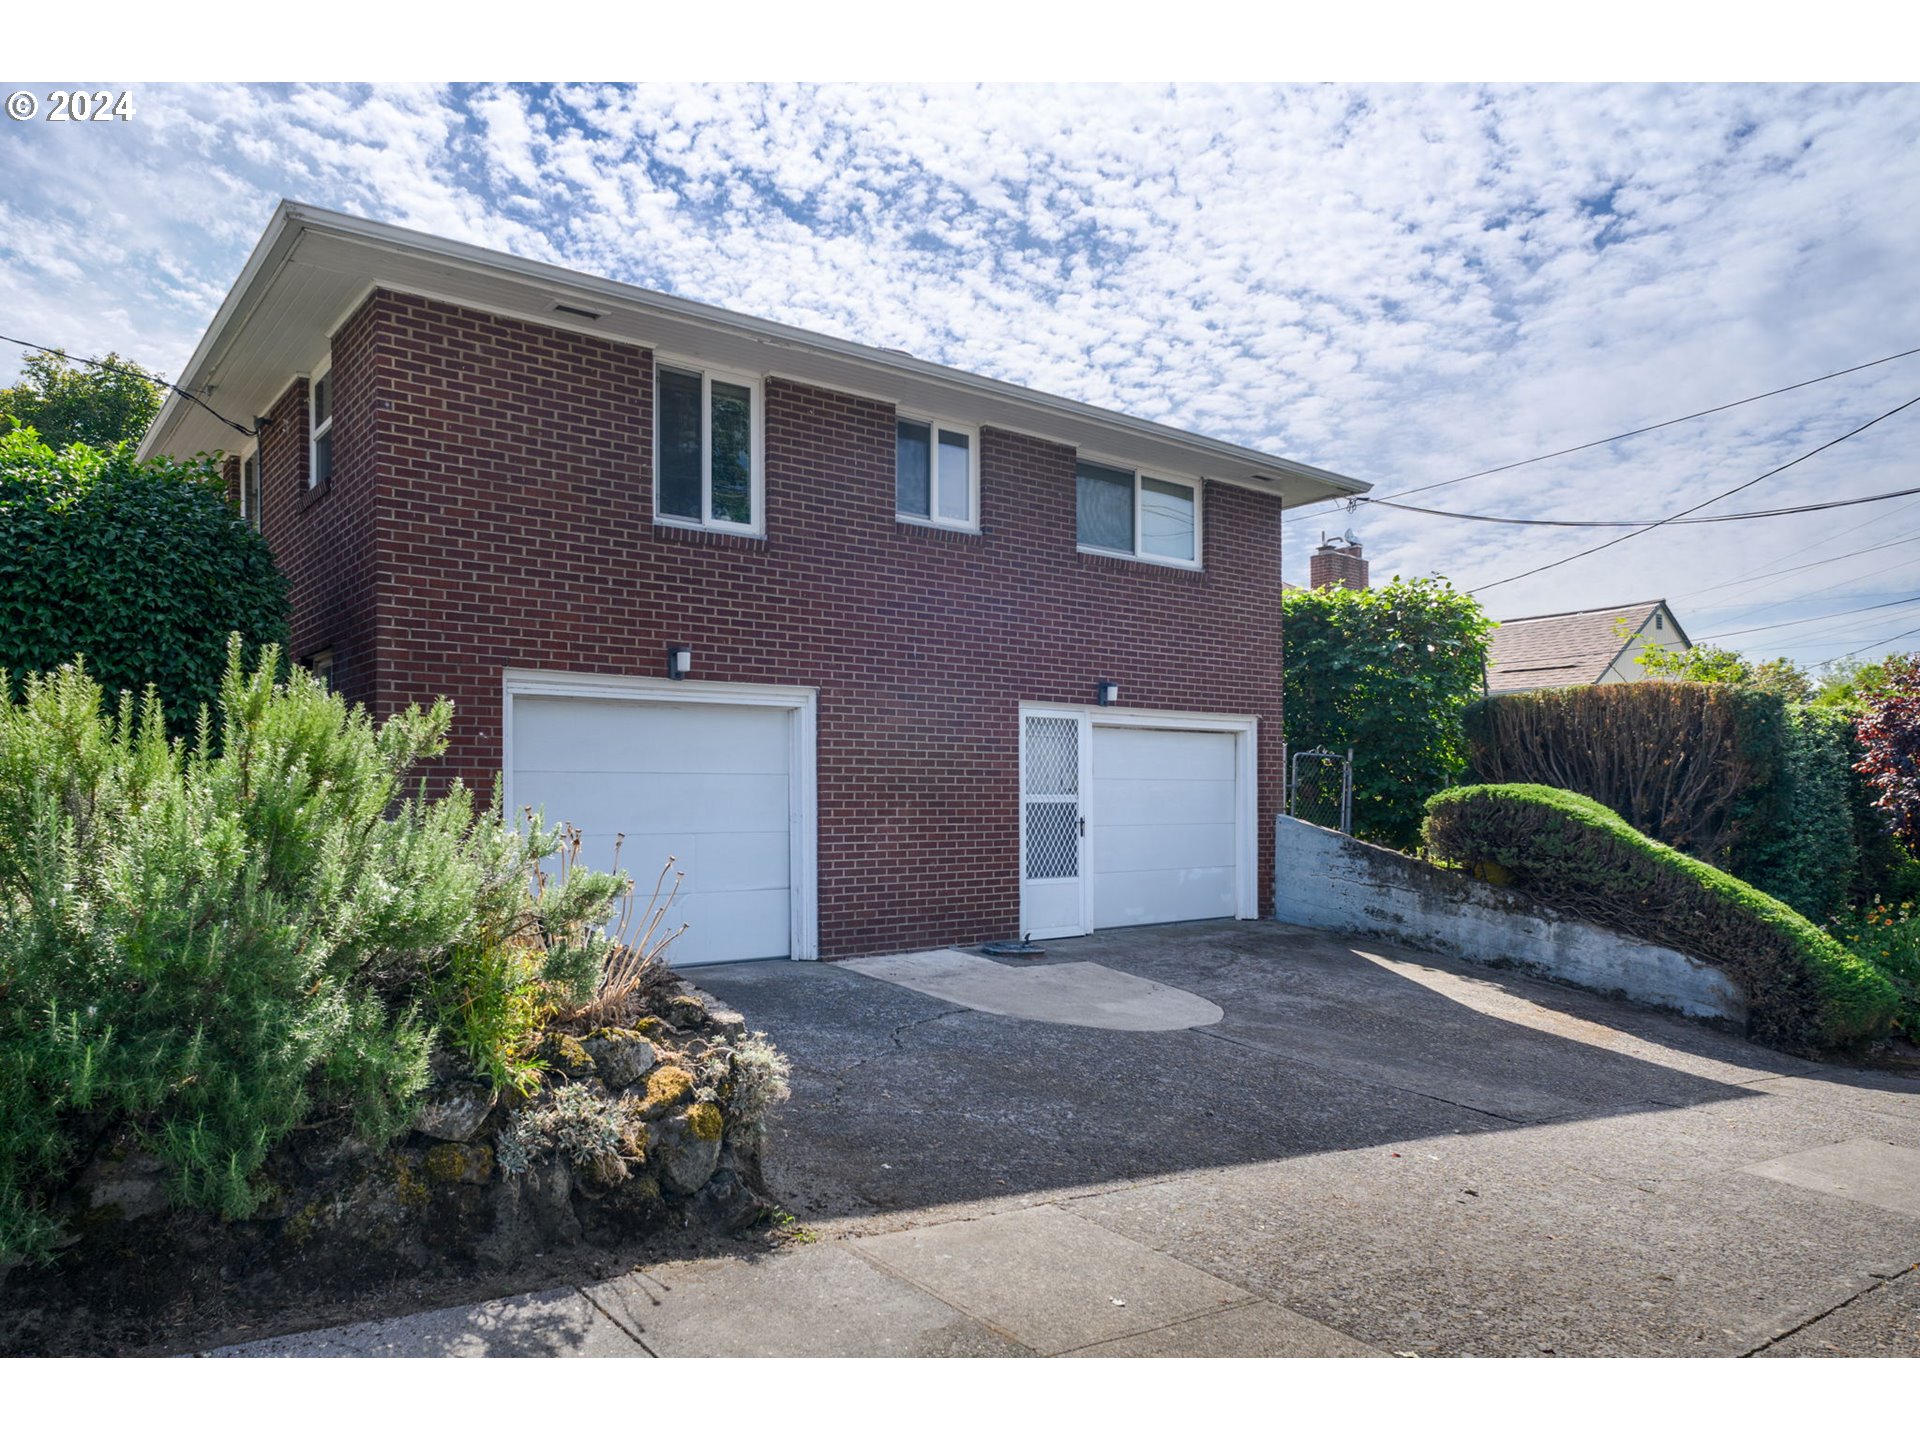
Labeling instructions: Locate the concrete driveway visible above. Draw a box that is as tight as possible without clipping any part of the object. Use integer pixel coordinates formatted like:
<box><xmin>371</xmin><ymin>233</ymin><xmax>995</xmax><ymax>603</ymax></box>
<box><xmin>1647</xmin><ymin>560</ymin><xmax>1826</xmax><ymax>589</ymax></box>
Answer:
<box><xmin>693</xmin><ymin>919</ymin><xmax>1920</xmax><ymax>1357</ymax></box>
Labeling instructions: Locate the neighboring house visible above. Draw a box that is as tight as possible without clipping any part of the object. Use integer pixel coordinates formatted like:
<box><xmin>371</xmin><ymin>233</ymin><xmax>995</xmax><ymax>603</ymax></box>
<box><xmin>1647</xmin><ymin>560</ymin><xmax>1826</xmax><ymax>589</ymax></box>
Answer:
<box><xmin>141</xmin><ymin>202</ymin><xmax>1369</xmax><ymax>965</ymax></box>
<box><xmin>1484</xmin><ymin>599</ymin><xmax>1691</xmax><ymax>694</ymax></box>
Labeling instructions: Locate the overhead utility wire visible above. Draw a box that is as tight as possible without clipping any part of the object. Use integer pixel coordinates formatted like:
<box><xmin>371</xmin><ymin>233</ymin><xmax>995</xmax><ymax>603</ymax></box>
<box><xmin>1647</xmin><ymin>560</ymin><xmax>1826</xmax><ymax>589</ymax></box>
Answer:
<box><xmin>1372</xmin><ymin>482</ymin><xmax>1920</xmax><ymax>528</ymax></box>
<box><xmin>1466</xmin><ymin>392</ymin><xmax>1920</xmax><ymax>594</ymax></box>
<box><xmin>1698</xmin><ymin>594</ymin><xmax>1920</xmax><ymax>641</ymax></box>
<box><xmin>1674</xmin><ymin>528</ymin><xmax>1920</xmax><ymax>600</ymax></box>
<box><xmin>1821</xmin><ymin>622</ymin><xmax>1920</xmax><ymax>666</ymax></box>
<box><xmin>0</xmin><ymin>330</ymin><xmax>256</xmax><ymax>439</ymax></box>
<box><xmin>1284</xmin><ymin>341</ymin><xmax>1920</xmax><ymax>528</ymax></box>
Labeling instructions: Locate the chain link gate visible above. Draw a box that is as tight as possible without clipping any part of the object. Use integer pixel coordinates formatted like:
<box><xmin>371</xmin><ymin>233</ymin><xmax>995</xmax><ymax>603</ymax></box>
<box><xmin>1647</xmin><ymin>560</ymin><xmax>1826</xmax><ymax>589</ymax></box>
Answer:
<box><xmin>1287</xmin><ymin>746</ymin><xmax>1354</xmax><ymax>833</ymax></box>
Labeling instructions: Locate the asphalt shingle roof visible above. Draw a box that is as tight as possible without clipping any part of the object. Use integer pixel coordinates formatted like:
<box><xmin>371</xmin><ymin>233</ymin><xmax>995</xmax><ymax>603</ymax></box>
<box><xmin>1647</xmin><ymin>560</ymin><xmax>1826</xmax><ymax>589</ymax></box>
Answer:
<box><xmin>1485</xmin><ymin>599</ymin><xmax>1666</xmax><ymax>693</ymax></box>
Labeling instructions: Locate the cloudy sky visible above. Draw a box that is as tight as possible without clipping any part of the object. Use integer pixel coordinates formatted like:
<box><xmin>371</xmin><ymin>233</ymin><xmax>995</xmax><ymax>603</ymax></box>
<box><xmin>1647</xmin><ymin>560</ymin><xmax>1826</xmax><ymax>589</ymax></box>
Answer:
<box><xmin>2</xmin><ymin>81</ymin><xmax>1917</xmax><ymax>668</ymax></box>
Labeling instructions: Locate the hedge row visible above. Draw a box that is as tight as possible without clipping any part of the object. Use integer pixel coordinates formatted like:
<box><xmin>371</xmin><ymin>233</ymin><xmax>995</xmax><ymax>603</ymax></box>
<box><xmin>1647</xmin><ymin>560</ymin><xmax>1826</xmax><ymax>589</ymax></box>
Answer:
<box><xmin>1423</xmin><ymin>784</ymin><xmax>1899</xmax><ymax>1050</ymax></box>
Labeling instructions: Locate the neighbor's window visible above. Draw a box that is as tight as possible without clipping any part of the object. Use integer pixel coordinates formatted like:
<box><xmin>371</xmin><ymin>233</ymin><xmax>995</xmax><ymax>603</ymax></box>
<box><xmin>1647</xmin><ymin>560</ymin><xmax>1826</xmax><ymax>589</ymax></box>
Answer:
<box><xmin>895</xmin><ymin>417</ymin><xmax>977</xmax><ymax>529</ymax></box>
<box><xmin>1075</xmin><ymin>461</ymin><xmax>1199</xmax><ymax>566</ymax></box>
<box><xmin>305</xmin><ymin>648</ymin><xmax>335</xmax><ymax>692</ymax></box>
<box><xmin>309</xmin><ymin>363</ymin><xmax>334</xmax><ymax>489</ymax></box>
<box><xmin>240</xmin><ymin>450</ymin><xmax>262</xmax><ymax>530</ymax></box>
<box><xmin>655</xmin><ymin>363</ymin><xmax>761</xmax><ymax>532</ymax></box>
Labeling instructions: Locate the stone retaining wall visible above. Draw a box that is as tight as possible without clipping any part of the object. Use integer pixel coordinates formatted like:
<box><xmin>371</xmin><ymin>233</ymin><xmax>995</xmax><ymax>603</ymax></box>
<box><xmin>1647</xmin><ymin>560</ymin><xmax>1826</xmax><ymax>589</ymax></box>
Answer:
<box><xmin>1273</xmin><ymin>816</ymin><xmax>1747</xmax><ymax>1024</ymax></box>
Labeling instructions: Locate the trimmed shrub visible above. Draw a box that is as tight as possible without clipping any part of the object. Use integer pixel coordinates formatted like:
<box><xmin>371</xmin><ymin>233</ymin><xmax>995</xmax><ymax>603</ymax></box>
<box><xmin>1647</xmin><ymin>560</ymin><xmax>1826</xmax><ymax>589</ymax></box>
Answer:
<box><xmin>0</xmin><ymin>641</ymin><xmax>628</xmax><ymax>1262</ymax></box>
<box><xmin>1734</xmin><ymin>704</ymin><xmax>1860</xmax><ymax>922</ymax></box>
<box><xmin>0</xmin><ymin>429</ymin><xmax>288</xmax><ymax>734</ymax></box>
<box><xmin>1282</xmin><ymin>577</ymin><xmax>1492</xmax><ymax>850</ymax></box>
<box><xmin>1423</xmin><ymin>784</ymin><xmax>1899</xmax><ymax>1050</ymax></box>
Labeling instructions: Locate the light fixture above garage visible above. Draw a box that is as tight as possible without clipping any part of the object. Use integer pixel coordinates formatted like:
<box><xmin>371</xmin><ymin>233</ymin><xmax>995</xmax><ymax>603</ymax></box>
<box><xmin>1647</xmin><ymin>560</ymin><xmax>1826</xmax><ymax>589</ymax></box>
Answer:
<box><xmin>1096</xmin><ymin>679</ymin><xmax>1119</xmax><ymax>707</ymax></box>
<box><xmin>666</xmin><ymin>643</ymin><xmax>692</xmax><ymax>680</ymax></box>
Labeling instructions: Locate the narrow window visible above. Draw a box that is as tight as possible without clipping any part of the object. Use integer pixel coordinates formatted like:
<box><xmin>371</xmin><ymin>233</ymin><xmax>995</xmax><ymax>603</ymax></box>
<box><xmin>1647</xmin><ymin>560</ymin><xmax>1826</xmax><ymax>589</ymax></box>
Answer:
<box><xmin>1075</xmin><ymin>461</ymin><xmax>1135</xmax><ymax>553</ymax></box>
<box><xmin>305</xmin><ymin>648</ymin><xmax>335</xmax><ymax>692</ymax></box>
<box><xmin>309</xmin><ymin>365</ymin><xmax>334</xmax><ymax>489</ymax></box>
<box><xmin>653</xmin><ymin>363</ymin><xmax>761</xmax><ymax>532</ymax></box>
<box><xmin>240</xmin><ymin>451</ymin><xmax>262</xmax><ymax>531</ymax></box>
<box><xmin>895</xmin><ymin>416</ymin><xmax>977</xmax><ymax>529</ymax></box>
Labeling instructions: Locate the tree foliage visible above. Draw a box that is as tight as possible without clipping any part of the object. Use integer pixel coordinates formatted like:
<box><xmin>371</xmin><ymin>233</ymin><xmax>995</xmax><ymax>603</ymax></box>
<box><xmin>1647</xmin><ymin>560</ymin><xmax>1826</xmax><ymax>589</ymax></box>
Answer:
<box><xmin>0</xmin><ymin>428</ymin><xmax>287</xmax><ymax>733</ymax></box>
<box><xmin>1282</xmin><ymin>578</ymin><xmax>1493</xmax><ymax>850</ymax></box>
<box><xmin>1635</xmin><ymin>638</ymin><xmax>1813</xmax><ymax>702</ymax></box>
<box><xmin>1854</xmin><ymin>654</ymin><xmax>1920</xmax><ymax>852</ymax></box>
<box><xmin>0</xmin><ymin>643</ymin><xmax>629</xmax><ymax>1262</ymax></box>
<box><xmin>0</xmin><ymin>350</ymin><xmax>164</xmax><ymax>450</ymax></box>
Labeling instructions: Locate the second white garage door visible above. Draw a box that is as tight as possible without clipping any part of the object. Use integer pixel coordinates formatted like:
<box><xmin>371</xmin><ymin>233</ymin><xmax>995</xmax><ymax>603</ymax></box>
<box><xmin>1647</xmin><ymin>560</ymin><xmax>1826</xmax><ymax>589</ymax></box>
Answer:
<box><xmin>508</xmin><ymin>692</ymin><xmax>795</xmax><ymax>966</ymax></box>
<box><xmin>1090</xmin><ymin>724</ymin><xmax>1239</xmax><ymax>929</ymax></box>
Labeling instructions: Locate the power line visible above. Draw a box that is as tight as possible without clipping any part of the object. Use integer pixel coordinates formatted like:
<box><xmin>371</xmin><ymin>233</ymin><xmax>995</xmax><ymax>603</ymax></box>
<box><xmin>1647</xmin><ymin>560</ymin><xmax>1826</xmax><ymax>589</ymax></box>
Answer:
<box><xmin>1674</xmin><ymin>527</ymin><xmax>1920</xmax><ymax>600</ymax></box>
<box><xmin>1466</xmin><ymin>392</ymin><xmax>1920</xmax><ymax>593</ymax></box>
<box><xmin>1819</xmin><ymin>623</ymin><xmax>1920</xmax><ymax>667</ymax></box>
<box><xmin>1699</xmin><ymin>594</ymin><xmax>1920</xmax><ymax>641</ymax></box>
<box><xmin>0</xmin><ymin>330</ymin><xmax>256</xmax><ymax>439</ymax></box>
<box><xmin>1284</xmin><ymin>340</ymin><xmax>1920</xmax><ymax>528</ymax></box>
<box><xmin>1373</xmin><ymin>482</ymin><xmax>1920</xmax><ymax>528</ymax></box>
<box><xmin>1673</xmin><ymin>502</ymin><xmax>1920</xmax><ymax>600</ymax></box>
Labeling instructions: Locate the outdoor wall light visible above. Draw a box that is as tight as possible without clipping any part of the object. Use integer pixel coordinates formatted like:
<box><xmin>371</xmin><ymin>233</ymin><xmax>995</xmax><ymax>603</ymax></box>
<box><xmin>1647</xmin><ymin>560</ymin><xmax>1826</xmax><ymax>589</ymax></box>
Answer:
<box><xmin>667</xmin><ymin>644</ymin><xmax>692</xmax><ymax>680</ymax></box>
<box><xmin>1096</xmin><ymin>680</ymin><xmax>1119</xmax><ymax>707</ymax></box>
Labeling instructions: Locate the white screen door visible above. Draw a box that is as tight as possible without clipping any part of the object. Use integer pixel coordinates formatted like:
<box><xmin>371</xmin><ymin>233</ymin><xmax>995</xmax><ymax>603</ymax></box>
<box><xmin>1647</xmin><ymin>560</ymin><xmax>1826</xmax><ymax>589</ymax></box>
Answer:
<box><xmin>1020</xmin><ymin>709</ymin><xmax>1092</xmax><ymax>939</ymax></box>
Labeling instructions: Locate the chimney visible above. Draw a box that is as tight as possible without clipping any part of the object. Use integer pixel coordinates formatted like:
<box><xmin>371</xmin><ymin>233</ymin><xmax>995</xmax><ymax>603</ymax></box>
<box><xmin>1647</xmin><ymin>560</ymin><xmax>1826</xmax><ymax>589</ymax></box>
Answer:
<box><xmin>1310</xmin><ymin>533</ymin><xmax>1370</xmax><ymax>591</ymax></box>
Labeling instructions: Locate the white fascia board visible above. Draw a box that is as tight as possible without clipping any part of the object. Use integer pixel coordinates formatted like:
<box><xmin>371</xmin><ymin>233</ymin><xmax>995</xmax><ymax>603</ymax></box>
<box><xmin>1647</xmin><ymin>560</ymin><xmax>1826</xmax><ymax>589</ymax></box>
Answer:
<box><xmin>151</xmin><ymin>201</ymin><xmax>1374</xmax><ymax>505</ymax></box>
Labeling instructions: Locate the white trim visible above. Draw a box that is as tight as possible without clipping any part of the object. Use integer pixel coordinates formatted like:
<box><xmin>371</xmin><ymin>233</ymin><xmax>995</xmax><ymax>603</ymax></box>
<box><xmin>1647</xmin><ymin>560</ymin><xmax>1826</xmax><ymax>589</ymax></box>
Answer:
<box><xmin>1019</xmin><ymin>702</ymin><xmax>1260</xmax><ymax>935</ymax></box>
<box><xmin>1018</xmin><ymin>705</ymin><xmax>1093</xmax><ymax>941</ymax></box>
<box><xmin>893</xmin><ymin>412</ymin><xmax>981</xmax><ymax>533</ymax></box>
<box><xmin>307</xmin><ymin>357</ymin><xmax>334</xmax><ymax>490</ymax></box>
<box><xmin>1073</xmin><ymin>455</ymin><xmax>1204</xmax><ymax>571</ymax></box>
<box><xmin>652</xmin><ymin>356</ymin><xmax>766</xmax><ymax>537</ymax></box>
<box><xmin>500</xmin><ymin>668</ymin><xmax>819</xmax><ymax>963</ymax></box>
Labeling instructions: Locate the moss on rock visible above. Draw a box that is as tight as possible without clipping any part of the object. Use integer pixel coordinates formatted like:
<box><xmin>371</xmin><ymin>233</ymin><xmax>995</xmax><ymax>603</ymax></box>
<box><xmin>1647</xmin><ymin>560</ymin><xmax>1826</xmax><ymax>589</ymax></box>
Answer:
<box><xmin>639</xmin><ymin>1064</ymin><xmax>695</xmax><ymax>1117</ymax></box>
<box><xmin>685</xmin><ymin>1101</ymin><xmax>724</xmax><ymax>1144</ymax></box>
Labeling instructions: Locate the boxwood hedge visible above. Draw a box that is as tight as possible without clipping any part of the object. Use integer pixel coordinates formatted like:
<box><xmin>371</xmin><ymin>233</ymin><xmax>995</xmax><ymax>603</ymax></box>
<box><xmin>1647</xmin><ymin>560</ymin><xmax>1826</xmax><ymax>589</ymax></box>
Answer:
<box><xmin>1423</xmin><ymin>783</ymin><xmax>1898</xmax><ymax>1050</ymax></box>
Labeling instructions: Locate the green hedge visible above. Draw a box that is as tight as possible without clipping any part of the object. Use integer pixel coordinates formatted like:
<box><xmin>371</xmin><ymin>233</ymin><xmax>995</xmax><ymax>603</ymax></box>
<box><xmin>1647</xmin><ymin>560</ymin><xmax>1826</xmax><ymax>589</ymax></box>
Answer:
<box><xmin>1423</xmin><ymin>784</ymin><xmax>1899</xmax><ymax>1050</ymax></box>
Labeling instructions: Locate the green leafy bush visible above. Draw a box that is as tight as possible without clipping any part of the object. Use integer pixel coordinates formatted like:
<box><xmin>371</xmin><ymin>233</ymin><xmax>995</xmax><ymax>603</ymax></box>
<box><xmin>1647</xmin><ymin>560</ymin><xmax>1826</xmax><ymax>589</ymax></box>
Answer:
<box><xmin>1827</xmin><ymin>900</ymin><xmax>1920</xmax><ymax>1037</ymax></box>
<box><xmin>1423</xmin><ymin>784</ymin><xmax>1899</xmax><ymax>1050</ymax></box>
<box><xmin>1282</xmin><ymin>578</ymin><xmax>1492</xmax><ymax>850</ymax></box>
<box><xmin>0</xmin><ymin>429</ymin><xmax>288</xmax><ymax>734</ymax></box>
<box><xmin>1734</xmin><ymin>703</ymin><xmax>1860</xmax><ymax>922</ymax></box>
<box><xmin>0</xmin><ymin>642</ymin><xmax>626</xmax><ymax>1262</ymax></box>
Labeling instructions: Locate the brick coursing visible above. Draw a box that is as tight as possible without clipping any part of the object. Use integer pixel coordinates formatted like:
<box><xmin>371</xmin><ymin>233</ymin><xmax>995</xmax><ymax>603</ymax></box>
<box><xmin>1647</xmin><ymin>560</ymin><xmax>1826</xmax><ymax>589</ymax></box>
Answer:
<box><xmin>255</xmin><ymin>288</ymin><xmax>1286</xmax><ymax>959</ymax></box>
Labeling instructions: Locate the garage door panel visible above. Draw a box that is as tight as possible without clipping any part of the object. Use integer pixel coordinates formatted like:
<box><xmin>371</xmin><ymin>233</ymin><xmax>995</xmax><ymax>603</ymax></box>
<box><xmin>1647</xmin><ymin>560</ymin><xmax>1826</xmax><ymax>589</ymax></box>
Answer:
<box><xmin>660</xmin><ymin>890</ymin><xmax>790</xmax><ymax>966</ymax></box>
<box><xmin>1092</xmin><ymin>777</ymin><xmax>1236</xmax><ymax>828</ymax></box>
<box><xmin>1088</xmin><ymin>723</ymin><xmax>1241</xmax><ymax>929</ymax></box>
<box><xmin>514</xmin><ymin>697</ymin><xmax>789</xmax><ymax>775</ymax></box>
<box><xmin>1094</xmin><ymin>820</ymin><xmax>1237</xmax><ymax>875</ymax></box>
<box><xmin>1094</xmin><ymin>866</ymin><xmax>1236</xmax><ymax>929</ymax></box>
<box><xmin>1092</xmin><ymin>727</ymin><xmax>1236</xmax><ymax>782</ymax></box>
<box><xmin>510</xmin><ymin>692</ymin><xmax>795</xmax><ymax>966</ymax></box>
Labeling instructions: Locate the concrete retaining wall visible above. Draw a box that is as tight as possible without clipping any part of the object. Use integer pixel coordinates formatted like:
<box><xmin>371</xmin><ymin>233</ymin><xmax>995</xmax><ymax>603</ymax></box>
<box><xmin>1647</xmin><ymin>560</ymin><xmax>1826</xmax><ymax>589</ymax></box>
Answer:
<box><xmin>1273</xmin><ymin>816</ymin><xmax>1747</xmax><ymax>1024</ymax></box>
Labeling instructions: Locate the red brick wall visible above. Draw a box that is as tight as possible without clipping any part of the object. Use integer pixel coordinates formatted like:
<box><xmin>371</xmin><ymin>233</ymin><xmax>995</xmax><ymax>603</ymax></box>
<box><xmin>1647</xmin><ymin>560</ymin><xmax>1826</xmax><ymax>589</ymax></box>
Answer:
<box><xmin>263</xmin><ymin>289</ymin><xmax>1286</xmax><ymax>958</ymax></box>
<box><xmin>255</xmin><ymin>298</ymin><xmax>381</xmax><ymax>703</ymax></box>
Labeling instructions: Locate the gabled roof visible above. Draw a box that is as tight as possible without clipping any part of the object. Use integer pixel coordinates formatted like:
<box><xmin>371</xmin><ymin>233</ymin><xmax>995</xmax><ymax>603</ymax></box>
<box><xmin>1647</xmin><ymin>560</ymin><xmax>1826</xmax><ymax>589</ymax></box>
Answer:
<box><xmin>1486</xmin><ymin>599</ymin><xmax>1689</xmax><ymax>693</ymax></box>
<box><xmin>140</xmin><ymin>202</ymin><xmax>1372</xmax><ymax>511</ymax></box>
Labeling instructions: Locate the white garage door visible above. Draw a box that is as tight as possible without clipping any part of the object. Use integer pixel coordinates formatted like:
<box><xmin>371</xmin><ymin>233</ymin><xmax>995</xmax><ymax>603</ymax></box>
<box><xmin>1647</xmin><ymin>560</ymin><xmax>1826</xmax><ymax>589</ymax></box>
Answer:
<box><xmin>1090</xmin><ymin>725</ymin><xmax>1238</xmax><ymax>929</ymax></box>
<box><xmin>509</xmin><ymin>694</ymin><xmax>793</xmax><ymax>966</ymax></box>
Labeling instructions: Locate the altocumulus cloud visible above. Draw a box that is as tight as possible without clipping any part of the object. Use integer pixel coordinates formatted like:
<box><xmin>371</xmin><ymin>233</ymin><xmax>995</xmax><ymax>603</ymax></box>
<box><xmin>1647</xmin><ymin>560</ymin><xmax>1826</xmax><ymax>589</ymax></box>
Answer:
<box><xmin>3</xmin><ymin>81</ymin><xmax>1918</xmax><ymax>659</ymax></box>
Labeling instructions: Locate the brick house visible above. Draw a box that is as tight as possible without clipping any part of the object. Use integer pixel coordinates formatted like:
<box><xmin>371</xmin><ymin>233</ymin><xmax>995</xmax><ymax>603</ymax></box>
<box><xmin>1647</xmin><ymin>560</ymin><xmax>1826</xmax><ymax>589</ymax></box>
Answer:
<box><xmin>141</xmin><ymin>203</ymin><xmax>1369</xmax><ymax>964</ymax></box>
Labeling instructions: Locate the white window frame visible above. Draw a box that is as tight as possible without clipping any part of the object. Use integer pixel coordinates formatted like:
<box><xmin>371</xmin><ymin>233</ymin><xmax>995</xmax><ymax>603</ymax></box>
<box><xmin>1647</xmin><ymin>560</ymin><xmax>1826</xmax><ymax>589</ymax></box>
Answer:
<box><xmin>1074</xmin><ymin>456</ymin><xmax>1203</xmax><ymax>570</ymax></box>
<box><xmin>893</xmin><ymin>413</ymin><xmax>980</xmax><ymax>533</ymax></box>
<box><xmin>652</xmin><ymin>357</ymin><xmax>766</xmax><ymax>537</ymax></box>
<box><xmin>308</xmin><ymin>360</ymin><xmax>334</xmax><ymax>490</ymax></box>
<box><xmin>238</xmin><ymin>443</ymin><xmax>262</xmax><ymax>530</ymax></box>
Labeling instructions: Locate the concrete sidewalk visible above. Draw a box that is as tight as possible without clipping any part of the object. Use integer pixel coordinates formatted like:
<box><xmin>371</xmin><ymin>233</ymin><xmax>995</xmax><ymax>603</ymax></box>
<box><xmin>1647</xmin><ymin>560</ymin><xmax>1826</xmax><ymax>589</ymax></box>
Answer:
<box><xmin>208</xmin><ymin>1203</ymin><xmax>1378</xmax><ymax>1357</ymax></box>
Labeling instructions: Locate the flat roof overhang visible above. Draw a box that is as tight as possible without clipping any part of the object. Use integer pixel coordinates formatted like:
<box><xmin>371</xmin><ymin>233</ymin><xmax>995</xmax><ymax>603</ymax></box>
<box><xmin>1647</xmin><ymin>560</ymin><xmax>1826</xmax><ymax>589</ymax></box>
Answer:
<box><xmin>141</xmin><ymin>201</ymin><xmax>1373</xmax><ymax>511</ymax></box>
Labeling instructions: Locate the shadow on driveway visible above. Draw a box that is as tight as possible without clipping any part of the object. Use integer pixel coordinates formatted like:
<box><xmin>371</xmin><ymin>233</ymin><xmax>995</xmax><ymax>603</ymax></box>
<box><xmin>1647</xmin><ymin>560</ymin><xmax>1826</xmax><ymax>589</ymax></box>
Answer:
<box><xmin>695</xmin><ymin>919</ymin><xmax>1860</xmax><ymax>1222</ymax></box>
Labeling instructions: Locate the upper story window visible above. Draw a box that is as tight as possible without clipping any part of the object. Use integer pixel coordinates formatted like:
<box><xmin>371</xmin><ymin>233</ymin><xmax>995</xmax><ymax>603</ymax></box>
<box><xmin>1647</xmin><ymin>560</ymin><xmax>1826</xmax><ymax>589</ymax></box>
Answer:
<box><xmin>1076</xmin><ymin>460</ymin><xmax>1200</xmax><ymax>567</ymax></box>
<box><xmin>655</xmin><ymin>362</ymin><xmax>763</xmax><ymax>534</ymax></box>
<box><xmin>309</xmin><ymin>363</ymin><xmax>334</xmax><ymax>489</ymax></box>
<box><xmin>240</xmin><ymin>448</ymin><xmax>262</xmax><ymax>530</ymax></box>
<box><xmin>895</xmin><ymin>416</ymin><xmax>978</xmax><ymax>530</ymax></box>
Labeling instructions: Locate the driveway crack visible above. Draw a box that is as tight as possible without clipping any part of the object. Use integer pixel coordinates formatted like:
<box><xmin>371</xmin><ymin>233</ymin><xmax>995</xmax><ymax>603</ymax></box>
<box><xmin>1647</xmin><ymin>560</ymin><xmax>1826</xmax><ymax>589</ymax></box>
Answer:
<box><xmin>826</xmin><ymin>1005</ymin><xmax>971</xmax><ymax>1100</ymax></box>
<box><xmin>1742</xmin><ymin>1263</ymin><xmax>1918</xmax><ymax>1356</ymax></box>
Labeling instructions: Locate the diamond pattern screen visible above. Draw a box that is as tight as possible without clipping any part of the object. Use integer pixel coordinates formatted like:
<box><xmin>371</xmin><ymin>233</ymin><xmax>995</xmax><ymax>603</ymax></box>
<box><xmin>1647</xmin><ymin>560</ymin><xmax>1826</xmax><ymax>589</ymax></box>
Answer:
<box><xmin>1024</xmin><ymin>716</ymin><xmax>1079</xmax><ymax>881</ymax></box>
